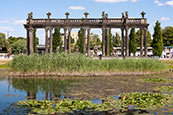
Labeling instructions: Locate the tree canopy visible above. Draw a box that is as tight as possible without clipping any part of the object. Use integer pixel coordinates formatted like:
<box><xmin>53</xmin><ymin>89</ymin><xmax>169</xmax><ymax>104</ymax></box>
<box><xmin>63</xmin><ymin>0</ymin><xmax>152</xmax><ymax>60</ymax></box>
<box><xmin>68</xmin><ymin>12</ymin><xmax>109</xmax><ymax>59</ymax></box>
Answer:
<box><xmin>135</xmin><ymin>29</ymin><xmax>152</xmax><ymax>47</ymax></box>
<box><xmin>162</xmin><ymin>26</ymin><xmax>173</xmax><ymax>46</ymax></box>
<box><xmin>112</xmin><ymin>32</ymin><xmax>121</xmax><ymax>47</ymax></box>
<box><xmin>152</xmin><ymin>21</ymin><xmax>163</xmax><ymax>57</ymax></box>
<box><xmin>129</xmin><ymin>28</ymin><xmax>137</xmax><ymax>56</ymax></box>
<box><xmin>53</xmin><ymin>28</ymin><xmax>62</xmax><ymax>52</ymax></box>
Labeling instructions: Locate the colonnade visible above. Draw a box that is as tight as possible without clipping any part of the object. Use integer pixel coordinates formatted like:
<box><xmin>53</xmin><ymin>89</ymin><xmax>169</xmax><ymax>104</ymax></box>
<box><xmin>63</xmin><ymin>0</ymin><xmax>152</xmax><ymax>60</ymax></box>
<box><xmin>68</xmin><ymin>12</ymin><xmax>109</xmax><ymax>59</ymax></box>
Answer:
<box><xmin>26</xmin><ymin>27</ymin><xmax>148</xmax><ymax>57</ymax></box>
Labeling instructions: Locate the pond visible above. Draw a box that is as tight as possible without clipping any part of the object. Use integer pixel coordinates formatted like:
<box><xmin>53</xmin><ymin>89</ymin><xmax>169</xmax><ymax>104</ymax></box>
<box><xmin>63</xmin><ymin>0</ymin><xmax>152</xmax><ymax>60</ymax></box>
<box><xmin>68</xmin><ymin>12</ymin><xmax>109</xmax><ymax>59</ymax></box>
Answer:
<box><xmin>0</xmin><ymin>73</ymin><xmax>173</xmax><ymax>114</ymax></box>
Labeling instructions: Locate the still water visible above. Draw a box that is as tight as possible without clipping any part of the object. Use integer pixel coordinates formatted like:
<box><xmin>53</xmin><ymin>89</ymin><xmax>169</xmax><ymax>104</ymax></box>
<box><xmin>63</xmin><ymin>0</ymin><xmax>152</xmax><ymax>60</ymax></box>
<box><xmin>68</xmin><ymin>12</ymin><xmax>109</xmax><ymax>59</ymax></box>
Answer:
<box><xmin>0</xmin><ymin>74</ymin><xmax>173</xmax><ymax>114</ymax></box>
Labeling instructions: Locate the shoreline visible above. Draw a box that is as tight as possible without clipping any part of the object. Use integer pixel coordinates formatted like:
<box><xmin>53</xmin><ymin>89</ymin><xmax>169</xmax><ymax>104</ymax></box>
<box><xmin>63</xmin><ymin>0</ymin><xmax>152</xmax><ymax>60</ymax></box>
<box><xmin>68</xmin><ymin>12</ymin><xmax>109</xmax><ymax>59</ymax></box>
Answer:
<box><xmin>7</xmin><ymin>71</ymin><xmax>170</xmax><ymax>77</ymax></box>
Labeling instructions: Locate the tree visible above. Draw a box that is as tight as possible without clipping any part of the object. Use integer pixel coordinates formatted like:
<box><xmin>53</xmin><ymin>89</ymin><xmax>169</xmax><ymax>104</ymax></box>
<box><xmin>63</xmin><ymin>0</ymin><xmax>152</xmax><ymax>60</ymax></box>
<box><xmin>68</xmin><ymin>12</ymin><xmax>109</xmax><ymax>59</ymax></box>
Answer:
<box><xmin>136</xmin><ymin>30</ymin><xmax>152</xmax><ymax>47</ymax></box>
<box><xmin>0</xmin><ymin>33</ymin><xmax>10</xmax><ymax>53</ymax></box>
<box><xmin>11</xmin><ymin>39</ymin><xmax>27</xmax><ymax>54</ymax></box>
<box><xmin>105</xmin><ymin>29</ymin><xmax>113</xmax><ymax>55</ymax></box>
<box><xmin>53</xmin><ymin>28</ymin><xmax>62</xmax><ymax>52</ymax></box>
<box><xmin>90</xmin><ymin>33</ymin><xmax>101</xmax><ymax>49</ymax></box>
<box><xmin>76</xmin><ymin>28</ymin><xmax>84</xmax><ymax>53</ymax></box>
<box><xmin>162</xmin><ymin>26</ymin><xmax>173</xmax><ymax>46</ymax></box>
<box><xmin>129</xmin><ymin>28</ymin><xmax>137</xmax><ymax>56</ymax></box>
<box><xmin>152</xmin><ymin>21</ymin><xmax>163</xmax><ymax>57</ymax></box>
<box><xmin>33</xmin><ymin>29</ymin><xmax>39</xmax><ymax>53</ymax></box>
<box><xmin>113</xmin><ymin>32</ymin><xmax>121</xmax><ymax>47</ymax></box>
<box><xmin>8</xmin><ymin>36</ymin><xmax>17</xmax><ymax>45</ymax></box>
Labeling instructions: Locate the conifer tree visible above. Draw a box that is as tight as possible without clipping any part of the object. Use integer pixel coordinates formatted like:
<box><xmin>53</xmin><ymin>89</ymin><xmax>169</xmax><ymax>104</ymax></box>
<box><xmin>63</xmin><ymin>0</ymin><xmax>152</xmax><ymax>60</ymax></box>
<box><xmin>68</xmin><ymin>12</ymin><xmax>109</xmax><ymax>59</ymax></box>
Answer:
<box><xmin>129</xmin><ymin>28</ymin><xmax>137</xmax><ymax>56</ymax></box>
<box><xmin>53</xmin><ymin>28</ymin><xmax>62</xmax><ymax>52</ymax></box>
<box><xmin>152</xmin><ymin>21</ymin><xmax>163</xmax><ymax>57</ymax></box>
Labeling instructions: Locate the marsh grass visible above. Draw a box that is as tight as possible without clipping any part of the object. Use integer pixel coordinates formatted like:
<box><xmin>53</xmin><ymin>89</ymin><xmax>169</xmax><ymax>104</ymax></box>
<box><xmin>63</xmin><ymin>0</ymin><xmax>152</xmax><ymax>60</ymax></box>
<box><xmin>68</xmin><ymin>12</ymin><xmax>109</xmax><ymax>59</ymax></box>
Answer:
<box><xmin>10</xmin><ymin>53</ymin><xmax>168</xmax><ymax>73</ymax></box>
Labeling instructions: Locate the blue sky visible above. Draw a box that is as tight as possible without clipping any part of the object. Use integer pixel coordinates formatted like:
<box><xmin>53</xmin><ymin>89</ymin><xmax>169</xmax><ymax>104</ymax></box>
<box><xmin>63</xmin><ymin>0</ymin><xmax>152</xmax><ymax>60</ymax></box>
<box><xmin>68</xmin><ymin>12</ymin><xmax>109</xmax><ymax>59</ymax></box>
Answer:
<box><xmin>0</xmin><ymin>0</ymin><xmax>172</xmax><ymax>44</ymax></box>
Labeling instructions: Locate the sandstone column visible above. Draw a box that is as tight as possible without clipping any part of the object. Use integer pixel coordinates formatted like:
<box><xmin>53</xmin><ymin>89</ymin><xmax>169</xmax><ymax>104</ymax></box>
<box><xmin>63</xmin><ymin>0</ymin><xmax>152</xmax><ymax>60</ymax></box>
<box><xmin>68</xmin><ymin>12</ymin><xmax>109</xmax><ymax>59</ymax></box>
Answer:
<box><xmin>87</xmin><ymin>28</ymin><xmax>90</xmax><ymax>56</ymax></box>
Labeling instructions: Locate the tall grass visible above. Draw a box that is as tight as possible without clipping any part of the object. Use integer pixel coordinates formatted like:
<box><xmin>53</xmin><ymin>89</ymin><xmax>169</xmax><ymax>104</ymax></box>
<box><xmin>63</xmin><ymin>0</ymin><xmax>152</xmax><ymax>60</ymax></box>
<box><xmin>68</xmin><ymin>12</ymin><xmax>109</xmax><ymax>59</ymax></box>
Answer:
<box><xmin>10</xmin><ymin>53</ymin><xmax>168</xmax><ymax>73</ymax></box>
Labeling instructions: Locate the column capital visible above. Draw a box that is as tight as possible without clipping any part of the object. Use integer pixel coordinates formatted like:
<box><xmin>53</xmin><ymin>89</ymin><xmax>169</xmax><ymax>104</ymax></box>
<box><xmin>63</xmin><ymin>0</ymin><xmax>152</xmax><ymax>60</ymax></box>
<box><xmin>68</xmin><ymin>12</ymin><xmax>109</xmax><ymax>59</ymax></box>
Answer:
<box><xmin>27</xmin><ymin>26</ymin><xmax>34</xmax><ymax>32</ymax></box>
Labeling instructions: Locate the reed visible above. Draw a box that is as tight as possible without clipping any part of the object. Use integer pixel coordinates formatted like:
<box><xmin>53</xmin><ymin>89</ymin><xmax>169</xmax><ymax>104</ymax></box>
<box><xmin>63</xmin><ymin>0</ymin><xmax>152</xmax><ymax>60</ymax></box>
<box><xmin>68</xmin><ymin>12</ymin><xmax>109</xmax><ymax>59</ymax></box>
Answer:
<box><xmin>10</xmin><ymin>53</ymin><xmax>168</xmax><ymax>73</ymax></box>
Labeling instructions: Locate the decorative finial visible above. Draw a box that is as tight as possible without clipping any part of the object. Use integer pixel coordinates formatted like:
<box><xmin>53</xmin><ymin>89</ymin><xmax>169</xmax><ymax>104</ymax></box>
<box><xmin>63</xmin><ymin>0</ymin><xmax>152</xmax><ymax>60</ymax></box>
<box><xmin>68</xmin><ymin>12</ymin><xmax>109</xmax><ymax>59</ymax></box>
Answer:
<box><xmin>28</xmin><ymin>12</ymin><xmax>33</xmax><ymax>19</ymax></box>
<box><xmin>125</xmin><ymin>11</ymin><xmax>128</xmax><ymax>18</ymax></box>
<box><xmin>105</xmin><ymin>13</ymin><xmax>108</xmax><ymax>18</ymax></box>
<box><xmin>65</xmin><ymin>12</ymin><xmax>70</xmax><ymax>19</ymax></box>
<box><xmin>84</xmin><ymin>12</ymin><xmax>89</xmax><ymax>18</ymax></box>
<box><xmin>122</xmin><ymin>12</ymin><xmax>125</xmax><ymax>18</ymax></box>
<box><xmin>141</xmin><ymin>11</ymin><xmax>146</xmax><ymax>18</ymax></box>
<box><xmin>102</xmin><ymin>11</ymin><xmax>105</xmax><ymax>18</ymax></box>
<box><xmin>47</xmin><ymin>12</ymin><xmax>51</xmax><ymax>19</ymax></box>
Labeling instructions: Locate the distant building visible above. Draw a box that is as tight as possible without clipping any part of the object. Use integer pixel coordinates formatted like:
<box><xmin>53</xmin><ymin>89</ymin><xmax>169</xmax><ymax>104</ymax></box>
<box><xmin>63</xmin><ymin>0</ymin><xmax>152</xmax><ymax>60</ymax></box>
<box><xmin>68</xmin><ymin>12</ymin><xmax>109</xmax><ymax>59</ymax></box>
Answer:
<box><xmin>161</xmin><ymin>46</ymin><xmax>173</xmax><ymax>58</ymax></box>
<box><xmin>112</xmin><ymin>47</ymin><xmax>153</xmax><ymax>57</ymax></box>
<box><xmin>0</xmin><ymin>53</ymin><xmax>14</xmax><ymax>59</ymax></box>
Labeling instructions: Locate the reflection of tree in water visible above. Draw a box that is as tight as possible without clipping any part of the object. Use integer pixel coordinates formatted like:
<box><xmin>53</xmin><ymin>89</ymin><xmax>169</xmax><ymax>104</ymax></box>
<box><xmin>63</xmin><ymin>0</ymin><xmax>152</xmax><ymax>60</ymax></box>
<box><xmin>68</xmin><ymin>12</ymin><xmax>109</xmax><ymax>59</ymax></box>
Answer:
<box><xmin>10</xmin><ymin>78</ymin><xmax>80</xmax><ymax>100</ymax></box>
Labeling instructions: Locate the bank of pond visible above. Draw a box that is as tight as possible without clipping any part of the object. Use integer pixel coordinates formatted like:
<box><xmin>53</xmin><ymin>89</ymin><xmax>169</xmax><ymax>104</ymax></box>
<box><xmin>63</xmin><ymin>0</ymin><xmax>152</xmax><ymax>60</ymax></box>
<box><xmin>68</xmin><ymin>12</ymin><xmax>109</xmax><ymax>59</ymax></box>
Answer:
<box><xmin>1</xmin><ymin>74</ymin><xmax>173</xmax><ymax>114</ymax></box>
<box><xmin>9</xmin><ymin>53</ymin><xmax>168</xmax><ymax>76</ymax></box>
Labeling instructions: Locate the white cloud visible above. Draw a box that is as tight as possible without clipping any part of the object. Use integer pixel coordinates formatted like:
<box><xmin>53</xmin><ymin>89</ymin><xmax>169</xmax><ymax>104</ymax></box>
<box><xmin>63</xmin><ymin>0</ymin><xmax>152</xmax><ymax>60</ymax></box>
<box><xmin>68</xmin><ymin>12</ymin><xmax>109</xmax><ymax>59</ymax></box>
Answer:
<box><xmin>0</xmin><ymin>20</ymin><xmax>9</xmax><ymax>23</ymax></box>
<box><xmin>94</xmin><ymin>0</ymin><xmax>128</xmax><ymax>3</ymax></box>
<box><xmin>160</xmin><ymin>17</ymin><xmax>170</xmax><ymax>21</ymax></box>
<box><xmin>154</xmin><ymin>0</ymin><xmax>173</xmax><ymax>6</ymax></box>
<box><xmin>131</xmin><ymin>0</ymin><xmax>137</xmax><ymax>2</ymax></box>
<box><xmin>12</xmin><ymin>20</ymin><xmax>26</xmax><ymax>25</ymax></box>
<box><xmin>68</xmin><ymin>6</ymin><xmax>85</xmax><ymax>10</ymax></box>
<box><xmin>0</xmin><ymin>26</ymin><xmax>14</xmax><ymax>32</ymax></box>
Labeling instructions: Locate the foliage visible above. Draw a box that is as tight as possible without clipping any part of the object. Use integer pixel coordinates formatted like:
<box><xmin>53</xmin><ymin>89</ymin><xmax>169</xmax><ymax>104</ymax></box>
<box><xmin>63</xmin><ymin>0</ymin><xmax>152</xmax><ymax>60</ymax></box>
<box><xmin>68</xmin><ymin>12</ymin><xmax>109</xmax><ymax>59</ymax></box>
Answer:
<box><xmin>53</xmin><ymin>28</ymin><xmax>62</xmax><ymax>52</ymax></box>
<box><xmin>17</xmin><ymin>99</ymin><xmax>111</xmax><ymax>114</ymax></box>
<box><xmin>162</xmin><ymin>26</ymin><xmax>173</xmax><ymax>46</ymax></box>
<box><xmin>129</xmin><ymin>28</ymin><xmax>137</xmax><ymax>55</ymax></box>
<box><xmin>120</xmin><ymin>92</ymin><xmax>170</xmax><ymax>110</ymax></box>
<box><xmin>33</xmin><ymin>29</ymin><xmax>39</xmax><ymax>53</ymax></box>
<box><xmin>112</xmin><ymin>32</ymin><xmax>121</xmax><ymax>47</ymax></box>
<box><xmin>76</xmin><ymin>28</ymin><xmax>84</xmax><ymax>53</ymax></box>
<box><xmin>136</xmin><ymin>29</ymin><xmax>152</xmax><ymax>47</ymax></box>
<box><xmin>144</xmin><ymin>78</ymin><xmax>172</xmax><ymax>83</ymax></box>
<box><xmin>105</xmin><ymin>29</ymin><xmax>113</xmax><ymax>55</ymax></box>
<box><xmin>10</xmin><ymin>53</ymin><xmax>168</xmax><ymax>73</ymax></box>
<box><xmin>16</xmin><ymin>92</ymin><xmax>171</xmax><ymax>114</ymax></box>
<box><xmin>158</xmin><ymin>86</ymin><xmax>173</xmax><ymax>92</ymax></box>
<box><xmin>90</xmin><ymin>33</ymin><xmax>101</xmax><ymax>49</ymax></box>
<box><xmin>0</xmin><ymin>33</ymin><xmax>10</xmax><ymax>53</ymax></box>
<box><xmin>11</xmin><ymin>39</ymin><xmax>27</xmax><ymax>54</ymax></box>
<box><xmin>152</xmin><ymin>21</ymin><xmax>163</xmax><ymax>57</ymax></box>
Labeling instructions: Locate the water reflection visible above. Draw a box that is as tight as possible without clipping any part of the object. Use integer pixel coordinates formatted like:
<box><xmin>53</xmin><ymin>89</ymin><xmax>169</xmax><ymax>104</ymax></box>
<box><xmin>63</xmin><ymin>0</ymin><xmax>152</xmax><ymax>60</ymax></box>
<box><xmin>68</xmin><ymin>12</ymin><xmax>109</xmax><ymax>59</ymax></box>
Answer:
<box><xmin>9</xmin><ymin>78</ymin><xmax>80</xmax><ymax>100</ymax></box>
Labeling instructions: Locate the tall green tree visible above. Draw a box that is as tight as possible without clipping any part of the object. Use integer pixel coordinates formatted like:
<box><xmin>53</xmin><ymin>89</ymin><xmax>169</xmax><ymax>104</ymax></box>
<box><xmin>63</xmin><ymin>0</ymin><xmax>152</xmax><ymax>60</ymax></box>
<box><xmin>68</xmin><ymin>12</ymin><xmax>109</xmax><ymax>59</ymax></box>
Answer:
<box><xmin>152</xmin><ymin>21</ymin><xmax>163</xmax><ymax>57</ymax></box>
<box><xmin>33</xmin><ymin>29</ymin><xmax>39</xmax><ymax>53</ymax></box>
<box><xmin>90</xmin><ymin>33</ymin><xmax>101</xmax><ymax>49</ymax></box>
<box><xmin>162</xmin><ymin>26</ymin><xmax>173</xmax><ymax>46</ymax></box>
<box><xmin>11</xmin><ymin>39</ymin><xmax>27</xmax><ymax>54</ymax></box>
<box><xmin>53</xmin><ymin>28</ymin><xmax>62</xmax><ymax>52</ymax></box>
<box><xmin>129</xmin><ymin>28</ymin><xmax>137</xmax><ymax>56</ymax></box>
<box><xmin>0</xmin><ymin>33</ymin><xmax>9</xmax><ymax>53</ymax></box>
<box><xmin>113</xmin><ymin>32</ymin><xmax>121</xmax><ymax>47</ymax></box>
<box><xmin>105</xmin><ymin>29</ymin><xmax>113</xmax><ymax>55</ymax></box>
<box><xmin>136</xmin><ymin>30</ymin><xmax>152</xmax><ymax>47</ymax></box>
<box><xmin>76</xmin><ymin>28</ymin><xmax>84</xmax><ymax>53</ymax></box>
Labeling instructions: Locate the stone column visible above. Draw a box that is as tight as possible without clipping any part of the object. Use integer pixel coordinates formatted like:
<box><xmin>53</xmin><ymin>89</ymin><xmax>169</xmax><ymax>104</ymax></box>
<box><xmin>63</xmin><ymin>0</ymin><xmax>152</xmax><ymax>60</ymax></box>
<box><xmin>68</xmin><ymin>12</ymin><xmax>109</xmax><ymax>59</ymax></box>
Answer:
<box><xmin>83</xmin><ymin>28</ymin><xmax>86</xmax><ymax>55</ymax></box>
<box><xmin>28</xmin><ymin>27</ymin><xmax>34</xmax><ymax>55</ymax></box>
<box><xmin>121</xmin><ymin>28</ymin><xmax>125</xmax><ymax>58</ymax></box>
<box><xmin>102</xmin><ymin>27</ymin><xmax>106</xmax><ymax>56</ymax></box>
<box><xmin>140</xmin><ymin>28</ymin><xmax>144</xmax><ymax>57</ymax></box>
<box><xmin>64</xmin><ymin>28</ymin><xmax>67</xmax><ymax>53</ymax></box>
<box><xmin>26</xmin><ymin>28</ymin><xmax>30</xmax><ymax>55</ymax></box>
<box><xmin>125</xmin><ymin>27</ymin><xmax>129</xmax><ymax>56</ymax></box>
<box><xmin>87</xmin><ymin>28</ymin><xmax>90</xmax><ymax>56</ymax></box>
<box><xmin>106</xmin><ymin>28</ymin><xmax>110</xmax><ymax>56</ymax></box>
<box><xmin>45</xmin><ymin>28</ymin><xmax>49</xmax><ymax>53</ymax></box>
<box><xmin>68</xmin><ymin>28</ymin><xmax>71</xmax><ymax>54</ymax></box>
<box><xmin>144</xmin><ymin>28</ymin><xmax>148</xmax><ymax>57</ymax></box>
<box><xmin>49</xmin><ymin>28</ymin><xmax>53</xmax><ymax>54</ymax></box>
